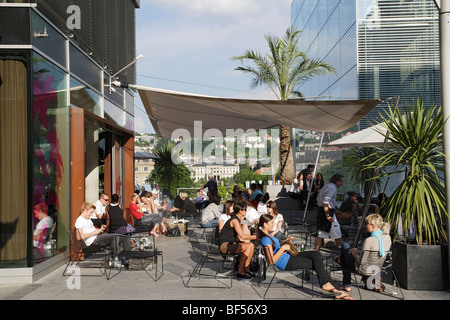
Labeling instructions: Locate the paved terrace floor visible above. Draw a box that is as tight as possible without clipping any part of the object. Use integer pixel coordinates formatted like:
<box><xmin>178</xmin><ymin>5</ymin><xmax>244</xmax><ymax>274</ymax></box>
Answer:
<box><xmin>0</xmin><ymin>223</ymin><xmax>449</xmax><ymax>303</ymax></box>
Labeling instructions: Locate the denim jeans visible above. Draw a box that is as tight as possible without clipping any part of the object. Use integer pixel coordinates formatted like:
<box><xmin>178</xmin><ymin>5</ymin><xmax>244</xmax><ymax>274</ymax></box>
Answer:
<box><xmin>200</xmin><ymin>218</ymin><xmax>219</xmax><ymax>228</ymax></box>
<box><xmin>340</xmin><ymin>241</ymin><xmax>356</xmax><ymax>287</ymax></box>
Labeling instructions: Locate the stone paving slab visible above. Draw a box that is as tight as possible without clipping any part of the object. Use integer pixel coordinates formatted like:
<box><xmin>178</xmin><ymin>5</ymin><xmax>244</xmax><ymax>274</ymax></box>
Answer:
<box><xmin>0</xmin><ymin>231</ymin><xmax>450</xmax><ymax>303</ymax></box>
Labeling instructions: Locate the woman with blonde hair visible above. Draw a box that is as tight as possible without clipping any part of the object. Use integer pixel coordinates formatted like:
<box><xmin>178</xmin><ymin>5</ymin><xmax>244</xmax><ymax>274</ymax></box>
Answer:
<box><xmin>334</xmin><ymin>213</ymin><xmax>392</xmax><ymax>292</ymax></box>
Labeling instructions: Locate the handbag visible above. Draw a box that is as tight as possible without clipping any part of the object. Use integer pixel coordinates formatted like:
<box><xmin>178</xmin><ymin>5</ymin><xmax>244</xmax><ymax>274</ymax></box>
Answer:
<box><xmin>282</xmin><ymin>238</ymin><xmax>299</xmax><ymax>256</ymax></box>
<box><xmin>115</xmin><ymin>225</ymin><xmax>135</xmax><ymax>235</ymax></box>
<box><xmin>166</xmin><ymin>225</ymin><xmax>181</xmax><ymax>237</ymax></box>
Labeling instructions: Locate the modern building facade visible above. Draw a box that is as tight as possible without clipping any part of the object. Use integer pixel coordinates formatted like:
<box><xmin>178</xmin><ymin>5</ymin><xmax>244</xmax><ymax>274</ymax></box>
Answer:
<box><xmin>0</xmin><ymin>0</ymin><xmax>139</xmax><ymax>283</ymax></box>
<box><xmin>291</xmin><ymin>0</ymin><xmax>440</xmax><ymax>129</ymax></box>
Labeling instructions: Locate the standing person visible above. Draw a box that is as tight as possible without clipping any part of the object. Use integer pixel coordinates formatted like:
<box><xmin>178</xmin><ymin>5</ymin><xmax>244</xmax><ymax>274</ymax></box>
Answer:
<box><xmin>258</xmin><ymin>214</ymin><xmax>353</xmax><ymax>300</ymax></box>
<box><xmin>218</xmin><ymin>201</ymin><xmax>257</xmax><ymax>279</ymax></box>
<box><xmin>202</xmin><ymin>176</ymin><xmax>218</xmax><ymax>198</ymax></box>
<box><xmin>315</xmin><ymin>174</ymin><xmax>344</xmax><ymax>251</ymax></box>
<box><xmin>76</xmin><ymin>202</ymin><xmax>131</xmax><ymax>257</ymax></box>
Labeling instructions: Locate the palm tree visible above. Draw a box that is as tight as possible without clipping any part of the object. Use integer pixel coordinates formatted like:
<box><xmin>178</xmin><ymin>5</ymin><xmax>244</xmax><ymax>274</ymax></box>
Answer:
<box><xmin>232</xmin><ymin>26</ymin><xmax>334</xmax><ymax>184</ymax></box>
<box><xmin>151</xmin><ymin>139</ymin><xmax>194</xmax><ymax>198</ymax></box>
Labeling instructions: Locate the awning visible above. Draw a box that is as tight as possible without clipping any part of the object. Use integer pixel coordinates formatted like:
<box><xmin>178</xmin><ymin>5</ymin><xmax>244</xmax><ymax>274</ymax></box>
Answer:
<box><xmin>134</xmin><ymin>151</ymin><xmax>158</xmax><ymax>160</ymax></box>
<box><xmin>137</xmin><ymin>86</ymin><xmax>380</xmax><ymax>137</ymax></box>
<box><xmin>327</xmin><ymin>122</ymin><xmax>389</xmax><ymax>148</ymax></box>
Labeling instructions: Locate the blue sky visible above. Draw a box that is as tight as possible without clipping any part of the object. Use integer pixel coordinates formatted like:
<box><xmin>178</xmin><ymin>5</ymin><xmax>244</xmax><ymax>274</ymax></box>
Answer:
<box><xmin>133</xmin><ymin>0</ymin><xmax>293</xmax><ymax>133</ymax></box>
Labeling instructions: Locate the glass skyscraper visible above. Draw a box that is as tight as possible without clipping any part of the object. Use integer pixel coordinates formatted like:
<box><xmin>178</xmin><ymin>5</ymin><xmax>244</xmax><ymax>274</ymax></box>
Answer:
<box><xmin>291</xmin><ymin>0</ymin><xmax>440</xmax><ymax>129</ymax></box>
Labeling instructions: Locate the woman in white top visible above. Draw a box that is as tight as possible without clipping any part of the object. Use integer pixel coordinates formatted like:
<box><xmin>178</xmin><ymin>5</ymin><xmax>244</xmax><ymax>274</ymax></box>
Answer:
<box><xmin>257</xmin><ymin>193</ymin><xmax>270</xmax><ymax>216</ymax></box>
<box><xmin>266</xmin><ymin>200</ymin><xmax>285</xmax><ymax>241</ymax></box>
<box><xmin>218</xmin><ymin>200</ymin><xmax>234</xmax><ymax>234</ymax></box>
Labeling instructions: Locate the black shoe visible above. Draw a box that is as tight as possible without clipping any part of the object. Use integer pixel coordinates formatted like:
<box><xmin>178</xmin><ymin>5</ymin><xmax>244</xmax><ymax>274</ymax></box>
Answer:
<box><xmin>245</xmin><ymin>271</ymin><xmax>256</xmax><ymax>278</ymax></box>
<box><xmin>236</xmin><ymin>272</ymin><xmax>252</xmax><ymax>279</ymax></box>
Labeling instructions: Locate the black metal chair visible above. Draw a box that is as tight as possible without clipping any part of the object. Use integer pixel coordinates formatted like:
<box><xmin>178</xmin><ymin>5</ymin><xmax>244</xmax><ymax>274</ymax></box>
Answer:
<box><xmin>253</xmin><ymin>243</ymin><xmax>316</xmax><ymax>300</ymax></box>
<box><xmin>62</xmin><ymin>228</ymin><xmax>111</xmax><ymax>278</ymax></box>
<box><xmin>332</xmin><ymin>249</ymin><xmax>404</xmax><ymax>300</ymax></box>
<box><xmin>112</xmin><ymin>234</ymin><xmax>164</xmax><ymax>281</ymax></box>
<box><xmin>184</xmin><ymin>235</ymin><xmax>237</xmax><ymax>288</ymax></box>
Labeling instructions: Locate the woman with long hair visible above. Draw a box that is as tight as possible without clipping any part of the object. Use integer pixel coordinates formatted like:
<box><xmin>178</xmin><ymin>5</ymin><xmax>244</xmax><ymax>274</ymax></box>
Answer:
<box><xmin>218</xmin><ymin>199</ymin><xmax>234</xmax><ymax>234</ymax></box>
<box><xmin>218</xmin><ymin>201</ymin><xmax>257</xmax><ymax>279</ymax></box>
<box><xmin>266</xmin><ymin>201</ymin><xmax>285</xmax><ymax>241</ymax></box>
<box><xmin>258</xmin><ymin>214</ymin><xmax>354</xmax><ymax>300</ymax></box>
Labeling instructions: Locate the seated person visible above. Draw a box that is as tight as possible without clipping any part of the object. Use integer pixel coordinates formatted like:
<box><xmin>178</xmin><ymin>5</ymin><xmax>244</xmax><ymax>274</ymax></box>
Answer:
<box><xmin>195</xmin><ymin>190</ymin><xmax>206</xmax><ymax>210</ymax></box>
<box><xmin>334</xmin><ymin>213</ymin><xmax>391</xmax><ymax>293</ymax></box>
<box><xmin>258</xmin><ymin>214</ymin><xmax>353</xmax><ymax>300</ymax></box>
<box><xmin>266</xmin><ymin>201</ymin><xmax>285</xmax><ymax>241</ymax></box>
<box><xmin>218</xmin><ymin>200</ymin><xmax>234</xmax><ymax>234</ymax></box>
<box><xmin>76</xmin><ymin>202</ymin><xmax>131</xmax><ymax>257</ymax></box>
<box><xmin>337</xmin><ymin>191</ymin><xmax>361</xmax><ymax>225</ymax></box>
<box><xmin>200</xmin><ymin>195</ymin><xmax>222</xmax><ymax>228</ymax></box>
<box><xmin>218</xmin><ymin>201</ymin><xmax>257</xmax><ymax>279</ymax></box>
<box><xmin>170</xmin><ymin>191</ymin><xmax>197</xmax><ymax>218</ymax></box>
<box><xmin>107</xmin><ymin>194</ymin><xmax>135</xmax><ymax>236</ymax></box>
<box><xmin>256</xmin><ymin>193</ymin><xmax>270</xmax><ymax>216</ymax></box>
<box><xmin>129</xmin><ymin>193</ymin><xmax>160</xmax><ymax>236</ymax></box>
<box><xmin>33</xmin><ymin>203</ymin><xmax>54</xmax><ymax>258</ymax></box>
<box><xmin>91</xmin><ymin>193</ymin><xmax>110</xmax><ymax>227</ymax></box>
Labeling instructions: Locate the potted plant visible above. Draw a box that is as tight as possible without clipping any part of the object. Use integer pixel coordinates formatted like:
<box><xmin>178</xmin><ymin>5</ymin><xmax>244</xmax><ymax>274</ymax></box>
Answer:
<box><xmin>368</xmin><ymin>98</ymin><xmax>449</xmax><ymax>290</ymax></box>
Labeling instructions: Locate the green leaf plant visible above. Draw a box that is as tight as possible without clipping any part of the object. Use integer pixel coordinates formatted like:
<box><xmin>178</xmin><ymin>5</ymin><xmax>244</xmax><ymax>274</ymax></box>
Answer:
<box><xmin>367</xmin><ymin>98</ymin><xmax>448</xmax><ymax>245</ymax></box>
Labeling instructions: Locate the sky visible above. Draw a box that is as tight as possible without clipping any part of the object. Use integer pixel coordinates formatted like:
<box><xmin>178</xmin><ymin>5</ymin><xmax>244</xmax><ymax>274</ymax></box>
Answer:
<box><xmin>133</xmin><ymin>0</ymin><xmax>293</xmax><ymax>134</ymax></box>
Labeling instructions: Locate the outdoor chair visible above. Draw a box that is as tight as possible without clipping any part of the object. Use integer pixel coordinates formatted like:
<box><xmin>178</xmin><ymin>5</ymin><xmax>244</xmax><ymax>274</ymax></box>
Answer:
<box><xmin>184</xmin><ymin>235</ymin><xmax>237</xmax><ymax>288</ymax></box>
<box><xmin>111</xmin><ymin>234</ymin><xmax>164</xmax><ymax>281</ymax></box>
<box><xmin>62</xmin><ymin>228</ymin><xmax>111</xmax><ymax>278</ymax></box>
<box><xmin>253</xmin><ymin>243</ymin><xmax>316</xmax><ymax>300</ymax></box>
<box><xmin>332</xmin><ymin>249</ymin><xmax>404</xmax><ymax>300</ymax></box>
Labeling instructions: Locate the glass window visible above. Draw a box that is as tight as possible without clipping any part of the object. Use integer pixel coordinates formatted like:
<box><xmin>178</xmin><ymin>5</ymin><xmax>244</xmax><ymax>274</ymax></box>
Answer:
<box><xmin>70</xmin><ymin>77</ymin><xmax>101</xmax><ymax>116</ymax></box>
<box><xmin>32</xmin><ymin>52</ymin><xmax>70</xmax><ymax>264</ymax></box>
<box><xmin>0</xmin><ymin>8</ymin><xmax>30</xmax><ymax>44</ymax></box>
<box><xmin>104</xmin><ymin>98</ymin><xmax>125</xmax><ymax>128</ymax></box>
<box><xmin>70</xmin><ymin>43</ymin><xmax>102</xmax><ymax>92</ymax></box>
<box><xmin>31</xmin><ymin>10</ymin><xmax>66</xmax><ymax>68</ymax></box>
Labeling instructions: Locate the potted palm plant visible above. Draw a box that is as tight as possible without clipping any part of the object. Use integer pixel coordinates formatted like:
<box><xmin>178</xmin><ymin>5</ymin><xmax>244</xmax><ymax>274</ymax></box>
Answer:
<box><xmin>368</xmin><ymin>98</ymin><xmax>449</xmax><ymax>290</ymax></box>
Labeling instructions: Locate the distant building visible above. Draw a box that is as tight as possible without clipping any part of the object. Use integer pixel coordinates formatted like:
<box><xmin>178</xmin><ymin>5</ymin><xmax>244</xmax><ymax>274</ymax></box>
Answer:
<box><xmin>189</xmin><ymin>163</ymin><xmax>240</xmax><ymax>182</ymax></box>
<box><xmin>291</xmin><ymin>0</ymin><xmax>440</xmax><ymax>129</ymax></box>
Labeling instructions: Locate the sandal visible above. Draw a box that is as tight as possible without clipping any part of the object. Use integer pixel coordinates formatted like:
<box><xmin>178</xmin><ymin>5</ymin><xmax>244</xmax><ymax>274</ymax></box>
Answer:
<box><xmin>339</xmin><ymin>286</ymin><xmax>352</xmax><ymax>293</ymax></box>
<box><xmin>334</xmin><ymin>292</ymin><xmax>355</xmax><ymax>300</ymax></box>
<box><xmin>333</xmin><ymin>255</ymin><xmax>342</xmax><ymax>265</ymax></box>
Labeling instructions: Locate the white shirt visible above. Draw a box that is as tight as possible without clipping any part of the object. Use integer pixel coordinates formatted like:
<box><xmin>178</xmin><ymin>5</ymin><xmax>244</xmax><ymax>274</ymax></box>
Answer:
<box><xmin>75</xmin><ymin>216</ymin><xmax>97</xmax><ymax>246</ymax></box>
<box><xmin>245</xmin><ymin>206</ymin><xmax>260</xmax><ymax>223</ymax></box>
<box><xmin>289</xmin><ymin>178</ymin><xmax>299</xmax><ymax>193</ymax></box>
<box><xmin>272</xmin><ymin>214</ymin><xmax>284</xmax><ymax>232</ymax></box>
<box><xmin>92</xmin><ymin>199</ymin><xmax>106</xmax><ymax>219</ymax></box>
<box><xmin>317</xmin><ymin>182</ymin><xmax>338</xmax><ymax>209</ymax></box>
<box><xmin>257</xmin><ymin>202</ymin><xmax>267</xmax><ymax>216</ymax></box>
<box><xmin>33</xmin><ymin>216</ymin><xmax>54</xmax><ymax>247</ymax></box>
<box><xmin>218</xmin><ymin>214</ymin><xmax>230</xmax><ymax>224</ymax></box>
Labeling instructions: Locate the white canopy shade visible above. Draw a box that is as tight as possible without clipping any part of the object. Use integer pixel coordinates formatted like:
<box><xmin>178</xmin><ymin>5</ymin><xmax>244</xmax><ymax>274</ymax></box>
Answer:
<box><xmin>327</xmin><ymin>122</ymin><xmax>389</xmax><ymax>148</ymax></box>
<box><xmin>136</xmin><ymin>86</ymin><xmax>380</xmax><ymax>138</ymax></box>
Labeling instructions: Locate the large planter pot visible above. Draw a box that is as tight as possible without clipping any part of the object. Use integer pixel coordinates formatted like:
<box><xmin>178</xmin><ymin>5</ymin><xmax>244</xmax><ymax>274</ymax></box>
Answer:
<box><xmin>392</xmin><ymin>241</ymin><xmax>449</xmax><ymax>290</ymax></box>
